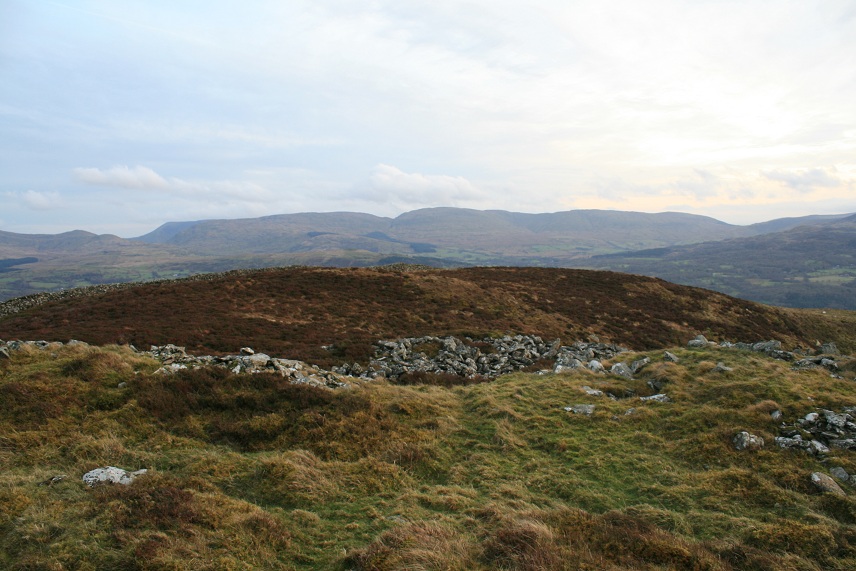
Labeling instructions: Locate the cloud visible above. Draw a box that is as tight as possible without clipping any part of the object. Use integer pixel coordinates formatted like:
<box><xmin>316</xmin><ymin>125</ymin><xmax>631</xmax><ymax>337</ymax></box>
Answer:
<box><xmin>5</xmin><ymin>190</ymin><xmax>62</xmax><ymax>211</ymax></box>
<box><xmin>73</xmin><ymin>165</ymin><xmax>168</xmax><ymax>189</ymax></box>
<box><xmin>763</xmin><ymin>167</ymin><xmax>843</xmax><ymax>193</ymax></box>
<box><xmin>73</xmin><ymin>165</ymin><xmax>272</xmax><ymax>201</ymax></box>
<box><xmin>358</xmin><ymin>164</ymin><xmax>485</xmax><ymax>206</ymax></box>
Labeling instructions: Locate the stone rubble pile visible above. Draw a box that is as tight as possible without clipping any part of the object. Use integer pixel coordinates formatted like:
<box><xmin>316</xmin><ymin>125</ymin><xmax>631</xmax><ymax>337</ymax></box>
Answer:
<box><xmin>775</xmin><ymin>408</ymin><xmax>856</xmax><ymax>455</ymax></box>
<box><xmin>332</xmin><ymin>335</ymin><xmax>629</xmax><ymax>380</ymax></box>
<box><xmin>142</xmin><ymin>344</ymin><xmax>351</xmax><ymax>389</ymax></box>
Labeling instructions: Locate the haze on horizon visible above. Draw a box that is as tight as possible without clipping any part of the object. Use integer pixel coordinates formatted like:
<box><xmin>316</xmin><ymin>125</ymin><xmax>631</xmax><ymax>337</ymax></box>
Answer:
<box><xmin>2</xmin><ymin>0</ymin><xmax>855</xmax><ymax>238</ymax></box>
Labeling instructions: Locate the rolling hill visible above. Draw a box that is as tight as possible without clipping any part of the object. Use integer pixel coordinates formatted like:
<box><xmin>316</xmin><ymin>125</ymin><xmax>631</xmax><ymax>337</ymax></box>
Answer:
<box><xmin>1</xmin><ymin>208</ymin><xmax>853</xmax><ymax>308</ymax></box>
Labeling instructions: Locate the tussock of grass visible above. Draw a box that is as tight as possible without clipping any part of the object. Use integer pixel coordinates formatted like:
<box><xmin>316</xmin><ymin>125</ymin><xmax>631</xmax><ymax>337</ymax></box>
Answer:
<box><xmin>2</xmin><ymin>343</ymin><xmax>856</xmax><ymax>569</ymax></box>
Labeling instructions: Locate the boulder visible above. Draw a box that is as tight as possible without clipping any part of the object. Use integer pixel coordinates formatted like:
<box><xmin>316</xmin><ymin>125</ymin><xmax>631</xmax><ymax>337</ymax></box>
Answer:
<box><xmin>0</xmin><ymin>346</ymin><xmax>9</xmax><ymax>360</ymax></box>
<box><xmin>830</xmin><ymin>467</ymin><xmax>850</xmax><ymax>483</ymax></box>
<box><xmin>687</xmin><ymin>335</ymin><xmax>709</xmax><ymax>348</ymax></box>
<box><xmin>663</xmin><ymin>351</ymin><xmax>679</xmax><ymax>363</ymax></box>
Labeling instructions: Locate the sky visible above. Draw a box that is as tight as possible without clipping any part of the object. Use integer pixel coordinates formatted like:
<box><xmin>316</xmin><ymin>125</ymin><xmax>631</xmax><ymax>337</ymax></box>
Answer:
<box><xmin>2</xmin><ymin>0</ymin><xmax>855</xmax><ymax>237</ymax></box>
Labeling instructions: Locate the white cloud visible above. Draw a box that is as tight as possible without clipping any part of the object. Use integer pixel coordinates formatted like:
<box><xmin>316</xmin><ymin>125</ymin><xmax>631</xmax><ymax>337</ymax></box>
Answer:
<box><xmin>73</xmin><ymin>165</ymin><xmax>272</xmax><ymax>201</ymax></box>
<box><xmin>5</xmin><ymin>190</ymin><xmax>62</xmax><ymax>211</ymax></box>
<box><xmin>763</xmin><ymin>167</ymin><xmax>843</xmax><ymax>193</ymax></box>
<box><xmin>357</xmin><ymin>164</ymin><xmax>486</xmax><ymax>207</ymax></box>
<box><xmin>73</xmin><ymin>165</ymin><xmax>168</xmax><ymax>190</ymax></box>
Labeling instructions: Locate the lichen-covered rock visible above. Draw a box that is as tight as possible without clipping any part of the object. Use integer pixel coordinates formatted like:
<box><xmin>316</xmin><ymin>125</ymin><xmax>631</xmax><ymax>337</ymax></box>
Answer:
<box><xmin>82</xmin><ymin>466</ymin><xmax>148</xmax><ymax>487</ymax></box>
<box><xmin>733</xmin><ymin>431</ymin><xmax>765</xmax><ymax>451</ymax></box>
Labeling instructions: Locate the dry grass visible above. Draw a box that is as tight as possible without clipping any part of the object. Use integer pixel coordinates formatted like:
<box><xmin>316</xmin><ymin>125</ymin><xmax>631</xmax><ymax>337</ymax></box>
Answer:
<box><xmin>2</xmin><ymin>340</ymin><xmax>856</xmax><ymax>569</ymax></box>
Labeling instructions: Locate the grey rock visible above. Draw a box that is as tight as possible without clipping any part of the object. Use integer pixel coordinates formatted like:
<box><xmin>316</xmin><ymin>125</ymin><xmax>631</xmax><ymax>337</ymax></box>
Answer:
<box><xmin>565</xmin><ymin>404</ymin><xmax>595</xmax><ymax>415</ymax></box>
<box><xmin>687</xmin><ymin>335</ymin><xmax>709</xmax><ymax>348</ymax></box>
<box><xmin>819</xmin><ymin>342</ymin><xmax>840</xmax><ymax>355</ymax></box>
<box><xmin>0</xmin><ymin>346</ymin><xmax>9</xmax><ymax>360</ymax></box>
<box><xmin>830</xmin><ymin>467</ymin><xmax>850</xmax><ymax>483</ymax></box>
<box><xmin>771</xmin><ymin>410</ymin><xmax>782</xmax><ymax>421</ymax></box>
<box><xmin>82</xmin><ymin>466</ymin><xmax>148</xmax><ymax>487</ymax></box>
<box><xmin>588</xmin><ymin>360</ymin><xmax>605</xmax><ymax>373</ymax></box>
<box><xmin>663</xmin><ymin>351</ymin><xmax>679</xmax><ymax>363</ymax></box>
<box><xmin>775</xmin><ymin>436</ymin><xmax>808</xmax><ymax>450</ymax></box>
<box><xmin>581</xmin><ymin>386</ymin><xmax>604</xmax><ymax>397</ymax></box>
<box><xmin>712</xmin><ymin>362</ymin><xmax>733</xmax><ymax>373</ymax></box>
<box><xmin>631</xmin><ymin>357</ymin><xmax>651</xmax><ymax>373</ymax></box>
<box><xmin>752</xmin><ymin>340</ymin><xmax>782</xmax><ymax>353</ymax></box>
<box><xmin>733</xmin><ymin>431</ymin><xmax>765</xmax><ymax>451</ymax></box>
<box><xmin>240</xmin><ymin>347</ymin><xmax>255</xmax><ymax>355</ymax></box>
<box><xmin>809</xmin><ymin>440</ymin><xmax>830</xmax><ymax>455</ymax></box>
<box><xmin>610</xmin><ymin>362</ymin><xmax>633</xmax><ymax>379</ymax></box>
<box><xmin>811</xmin><ymin>472</ymin><xmax>847</xmax><ymax>496</ymax></box>
<box><xmin>640</xmin><ymin>393</ymin><xmax>670</xmax><ymax>403</ymax></box>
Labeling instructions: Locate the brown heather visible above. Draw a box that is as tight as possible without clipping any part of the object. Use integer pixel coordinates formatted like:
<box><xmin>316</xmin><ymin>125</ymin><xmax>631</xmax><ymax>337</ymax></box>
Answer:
<box><xmin>2</xmin><ymin>267</ymin><xmax>855</xmax><ymax>367</ymax></box>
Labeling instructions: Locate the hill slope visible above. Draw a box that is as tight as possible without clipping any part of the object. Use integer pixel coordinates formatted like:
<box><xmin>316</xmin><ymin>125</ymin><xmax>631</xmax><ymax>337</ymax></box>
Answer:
<box><xmin>2</xmin><ymin>332</ymin><xmax>856</xmax><ymax>569</ymax></box>
<box><xmin>2</xmin><ymin>266</ymin><xmax>855</xmax><ymax>366</ymax></box>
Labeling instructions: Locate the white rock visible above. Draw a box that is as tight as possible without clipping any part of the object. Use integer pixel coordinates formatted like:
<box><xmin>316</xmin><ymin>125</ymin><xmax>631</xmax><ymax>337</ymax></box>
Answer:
<box><xmin>82</xmin><ymin>466</ymin><xmax>148</xmax><ymax>487</ymax></box>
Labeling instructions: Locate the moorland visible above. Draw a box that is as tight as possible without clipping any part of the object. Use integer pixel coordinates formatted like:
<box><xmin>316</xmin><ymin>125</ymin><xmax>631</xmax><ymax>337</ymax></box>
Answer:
<box><xmin>2</xmin><ymin>266</ymin><xmax>856</xmax><ymax>569</ymax></box>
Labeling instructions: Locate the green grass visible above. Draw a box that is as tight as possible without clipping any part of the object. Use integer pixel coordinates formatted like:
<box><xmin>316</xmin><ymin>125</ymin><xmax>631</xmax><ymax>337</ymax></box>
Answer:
<box><xmin>2</xmin><ymin>343</ymin><xmax>856</xmax><ymax>569</ymax></box>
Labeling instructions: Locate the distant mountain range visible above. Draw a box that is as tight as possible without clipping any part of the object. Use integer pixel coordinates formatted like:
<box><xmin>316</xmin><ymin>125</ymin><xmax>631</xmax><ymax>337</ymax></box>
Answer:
<box><xmin>1</xmin><ymin>208</ymin><xmax>854</xmax><ymax>308</ymax></box>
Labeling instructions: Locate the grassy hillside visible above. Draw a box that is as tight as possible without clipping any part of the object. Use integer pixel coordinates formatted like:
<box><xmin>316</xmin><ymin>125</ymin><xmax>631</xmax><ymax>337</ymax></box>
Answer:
<box><xmin>2</xmin><ymin>341</ymin><xmax>856</xmax><ymax>569</ymax></box>
<box><xmin>3</xmin><ymin>267</ymin><xmax>855</xmax><ymax>367</ymax></box>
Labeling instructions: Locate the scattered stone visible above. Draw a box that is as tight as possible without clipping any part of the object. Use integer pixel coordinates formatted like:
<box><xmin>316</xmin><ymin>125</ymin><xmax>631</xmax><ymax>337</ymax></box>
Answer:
<box><xmin>663</xmin><ymin>351</ymin><xmax>679</xmax><ymax>363</ymax></box>
<box><xmin>82</xmin><ymin>466</ymin><xmax>148</xmax><ymax>487</ymax></box>
<box><xmin>687</xmin><ymin>335</ymin><xmax>709</xmax><ymax>348</ymax></box>
<box><xmin>733</xmin><ymin>431</ymin><xmax>765</xmax><ymax>451</ymax></box>
<box><xmin>624</xmin><ymin>408</ymin><xmax>636</xmax><ymax>415</ymax></box>
<box><xmin>240</xmin><ymin>347</ymin><xmax>255</xmax><ymax>355</ymax></box>
<box><xmin>811</xmin><ymin>472</ymin><xmax>847</xmax><ymax>496</ymax></box>
<box><xmin>712</xmin><ymin>362</ymin><xmax>733</xmax><ymax>373</ymax></box>
<box><xmin>771</xmin><ymin>410</ymin><xmax>782</xmax><ymax>421</ymax></box>
<box><xmin>640</xmin><ymin>393</ymin><xmax>670</xmax><ymax>403</ymax></box>
<box><xmin>0</xmin><ymin>346</ymin><xmax>9</xmax><ymax>360</ymax></box>
<box><xmin>564</xmin><ymin>404</ymin><xmax>595</xmax><ymax>415</ymax></box>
